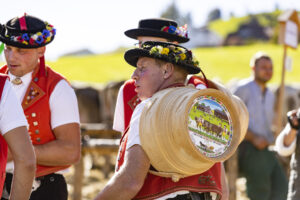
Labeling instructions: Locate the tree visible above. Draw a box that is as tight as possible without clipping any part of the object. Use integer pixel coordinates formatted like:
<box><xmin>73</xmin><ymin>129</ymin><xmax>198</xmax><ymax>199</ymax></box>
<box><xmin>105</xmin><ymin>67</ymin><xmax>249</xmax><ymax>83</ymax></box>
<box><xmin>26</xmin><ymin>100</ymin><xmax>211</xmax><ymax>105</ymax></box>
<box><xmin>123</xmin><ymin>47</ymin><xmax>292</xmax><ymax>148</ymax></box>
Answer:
<box><xmin>206</xmin><ymin>8</ymin><xmax>221</xmax><ymax>23</ymax></box>
<box><xmin>160</xmin><ymin>0</ymin><xmax>193</xmax><ymax>27</ymax></box>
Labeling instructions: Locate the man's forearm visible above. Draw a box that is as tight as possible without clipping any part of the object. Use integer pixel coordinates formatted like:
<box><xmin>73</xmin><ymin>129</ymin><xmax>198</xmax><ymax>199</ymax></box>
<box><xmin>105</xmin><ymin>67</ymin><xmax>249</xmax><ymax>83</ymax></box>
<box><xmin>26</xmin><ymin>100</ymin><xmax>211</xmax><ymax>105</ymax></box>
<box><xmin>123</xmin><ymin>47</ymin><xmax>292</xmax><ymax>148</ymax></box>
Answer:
<box><xmin>95</xmin><ymin>172</ymin><xmax>140</xmax><ymax>200</ymax></box>
<box><xmin>34</xmin><ymin>123</ymin><xmax>81</xmax><ymax>166</ymax></box>
<box><xmin>34</xmin><ymin>139</ymin><xmax>80</xmax><ymax>166</ymax></box>
<box><xmin>244</xmin><ymin>129</ymin><xmax>256</xmax><ymax>143</ymax></box>
<box><xmin>283</xmin><ymin>127</ymin><xmax>298</xmax><ymax>147</ymax></box>
<box><xmin>95</xmin><ymin>145</ymin><xmax>150</xmax><ymax>200</ymax></box>
<box><xmin>10</xmin><ymin>159</ymin><xmax>36</xmax><ymax>200</ymax></box>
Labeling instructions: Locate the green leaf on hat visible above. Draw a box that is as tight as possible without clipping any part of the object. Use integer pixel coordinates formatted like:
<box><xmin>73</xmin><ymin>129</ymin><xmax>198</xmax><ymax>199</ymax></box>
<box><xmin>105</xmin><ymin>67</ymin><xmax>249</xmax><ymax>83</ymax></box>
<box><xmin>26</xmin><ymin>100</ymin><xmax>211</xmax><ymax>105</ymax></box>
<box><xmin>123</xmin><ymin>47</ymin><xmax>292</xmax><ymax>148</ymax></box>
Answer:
<box><xmin>0</xmin><ymin>43</ymin><xmax>4</xmax><ymax>55</ymax></box>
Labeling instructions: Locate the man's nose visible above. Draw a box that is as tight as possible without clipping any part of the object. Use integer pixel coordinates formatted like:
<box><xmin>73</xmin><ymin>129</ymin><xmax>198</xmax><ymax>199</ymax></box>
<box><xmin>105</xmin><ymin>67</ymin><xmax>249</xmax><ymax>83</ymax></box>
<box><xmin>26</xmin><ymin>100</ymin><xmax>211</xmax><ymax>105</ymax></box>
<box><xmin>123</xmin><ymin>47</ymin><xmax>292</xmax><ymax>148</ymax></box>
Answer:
<box><xmin>131</xmin><ymin>69</ymin><xmax>138</xmax><ymax>80</ymax></box>
<box><xmin>6</xmin><ymin>50</ymin><xmax>16</xmax><ymax>61</ymax></box>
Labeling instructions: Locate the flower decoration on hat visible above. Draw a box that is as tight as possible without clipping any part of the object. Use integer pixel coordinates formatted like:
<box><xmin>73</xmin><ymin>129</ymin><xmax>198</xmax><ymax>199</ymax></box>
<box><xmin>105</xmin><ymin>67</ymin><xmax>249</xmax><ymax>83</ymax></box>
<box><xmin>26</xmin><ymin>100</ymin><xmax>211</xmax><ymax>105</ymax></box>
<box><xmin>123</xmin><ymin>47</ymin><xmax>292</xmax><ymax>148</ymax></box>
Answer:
<box><xmin>161</xmin><ymin>24</ymin><xmax>188</xmax><ymax>39</ymax></box>
<box><xmin>125</xmin><ymin>41</ymin><xmax>201</xmax><ymax>74</ymax></box>
<box><xmin>5</xmin><ymin>22</ymin><xmax>56</xmax><ymax>47</ymax></box>
<box><xmin>145</xmin><ymin>43</ymin><xmax>199</xmax><ymax>68</ymax></box>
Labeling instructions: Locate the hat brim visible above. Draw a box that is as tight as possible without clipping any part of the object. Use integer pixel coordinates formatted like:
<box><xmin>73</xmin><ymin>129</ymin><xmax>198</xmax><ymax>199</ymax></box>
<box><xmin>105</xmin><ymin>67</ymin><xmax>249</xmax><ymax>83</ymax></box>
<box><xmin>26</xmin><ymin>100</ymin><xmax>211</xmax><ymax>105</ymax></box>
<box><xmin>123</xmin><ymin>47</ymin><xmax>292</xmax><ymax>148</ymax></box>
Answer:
<box><xmin>125</xmin><ymin>28</ymin><xmax>189</xmax><ymax>43</ymax></box>
<box><xmin>124</xmin><ymin>48</ymin><xmax>200</xmax><ymax>74</ymax></box>
<box><xmin>0</xmin><ymin>35</ymin><xmax>54</xmax><ymax>49</ymax></box>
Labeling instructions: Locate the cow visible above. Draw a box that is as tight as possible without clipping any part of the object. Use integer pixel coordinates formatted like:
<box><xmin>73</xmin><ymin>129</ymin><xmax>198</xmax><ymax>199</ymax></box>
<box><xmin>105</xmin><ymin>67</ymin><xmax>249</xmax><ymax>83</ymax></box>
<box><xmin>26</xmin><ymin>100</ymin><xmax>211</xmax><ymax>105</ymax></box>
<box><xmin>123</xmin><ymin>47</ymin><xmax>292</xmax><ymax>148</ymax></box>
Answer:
<box><xmin>72</xmin><ymin>80</ymin><xmax>124</xmax><ymax>178</ymax></box>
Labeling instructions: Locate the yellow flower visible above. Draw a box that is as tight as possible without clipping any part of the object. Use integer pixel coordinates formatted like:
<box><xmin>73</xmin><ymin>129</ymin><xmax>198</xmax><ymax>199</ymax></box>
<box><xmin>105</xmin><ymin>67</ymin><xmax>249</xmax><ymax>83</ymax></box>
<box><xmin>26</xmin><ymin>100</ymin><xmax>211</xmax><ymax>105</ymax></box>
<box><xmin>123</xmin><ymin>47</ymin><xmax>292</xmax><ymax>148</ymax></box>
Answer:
<box><xmin>180</xmin><ymin>53</ymin><xmax>186</xmax><ymax>60</ymax></box>
<box><xmin>156</xmin><ymin>46</ymin><xmax>163</xmax><ymax>53</ymax></box>
<box><xmin>192</xmin><ymin>55</ymin><xmax>199</xmax><ymax>66</ymax></box>
<box><xmin>22</xmin><ymin>41</ymin><xmax>28</xmax><ymax>45</ymax></box>
<box><xmin>37</xmin><ymin>32</ymin><xmax>42</xmax><ymax>36</ymax></box>
<box><xmin>161</xmin><ymin>48</ymin><xmax>169</xmax><ymax>55</ymax></box>
<box><xmin>45</xmin><ymin>37</ymin><xmax>51</xmax><ymax>42</ymax></box>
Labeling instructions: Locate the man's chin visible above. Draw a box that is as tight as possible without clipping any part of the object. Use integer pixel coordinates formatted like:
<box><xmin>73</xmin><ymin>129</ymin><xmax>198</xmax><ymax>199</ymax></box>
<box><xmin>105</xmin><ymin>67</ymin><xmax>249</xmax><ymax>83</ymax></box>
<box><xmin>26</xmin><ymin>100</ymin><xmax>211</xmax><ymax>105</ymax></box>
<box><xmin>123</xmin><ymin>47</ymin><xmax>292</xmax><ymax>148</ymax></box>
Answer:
<box><xmin>258</xmin><ymin>78</ymin><xmax>271</xmax><ymax>84</ymax></box>
<box><xmin>137</xmin><ymin>94</ymin><xmax>149</xmax><ymax>101</ymax></box>
<box><xmin>8</xmin><ymin>69</ymin><xmax>23</xmax><ymax>77</ymax></box>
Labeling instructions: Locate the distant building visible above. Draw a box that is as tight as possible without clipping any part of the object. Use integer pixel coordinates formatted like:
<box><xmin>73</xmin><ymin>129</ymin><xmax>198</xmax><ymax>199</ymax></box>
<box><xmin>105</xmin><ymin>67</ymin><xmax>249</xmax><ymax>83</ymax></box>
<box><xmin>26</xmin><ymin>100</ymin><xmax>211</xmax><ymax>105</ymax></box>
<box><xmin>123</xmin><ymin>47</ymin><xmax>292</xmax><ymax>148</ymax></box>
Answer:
<box><xmin>197</xmin><ymin>104</ymin><xmax>212</xmax><ymax>114</ymax></box>
<box><xmin>214</xmin><ymin>109</ymin><xmax>228</xmax><ymax>122</ymax></box>
<box><xmin>224</xmin><ymin>17</ymin><xmax>270</xmax><ymax>46</ymax></box>
<box><xmin>185</xmin><ymin>26</ymin><xmax>222</xmax><ymax>48</ymax></box>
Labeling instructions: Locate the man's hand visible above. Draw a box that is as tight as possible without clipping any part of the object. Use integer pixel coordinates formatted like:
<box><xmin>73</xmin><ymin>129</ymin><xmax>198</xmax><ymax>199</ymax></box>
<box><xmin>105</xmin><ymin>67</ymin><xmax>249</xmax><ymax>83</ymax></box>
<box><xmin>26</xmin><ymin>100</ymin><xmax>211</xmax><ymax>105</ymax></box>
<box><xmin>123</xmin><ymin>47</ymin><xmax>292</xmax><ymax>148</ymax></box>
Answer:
<box><xmin>252</xmin><ymin>135</ymin><xmax>269</xmax><ymax>150</ymax></box>
<box><xmin>245</xmin><ymin>129</ymin><xmax>269</xmax><ymax>150</ymax></box>
<box><xmin>287</xmin><ymin>109</ymin><xmax>300</xmax><ymax>130</ymax></box>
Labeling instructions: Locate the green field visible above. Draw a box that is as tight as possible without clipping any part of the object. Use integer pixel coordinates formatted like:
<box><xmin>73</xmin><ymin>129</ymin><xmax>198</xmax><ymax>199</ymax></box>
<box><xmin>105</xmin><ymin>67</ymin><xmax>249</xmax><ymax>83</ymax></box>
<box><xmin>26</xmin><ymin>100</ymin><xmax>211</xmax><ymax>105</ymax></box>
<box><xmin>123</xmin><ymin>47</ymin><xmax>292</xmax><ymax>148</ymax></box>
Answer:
<box><xmin>1</xmin><ymin>43</ymin><xmax>299</xmax><ymax>85</ymax></box>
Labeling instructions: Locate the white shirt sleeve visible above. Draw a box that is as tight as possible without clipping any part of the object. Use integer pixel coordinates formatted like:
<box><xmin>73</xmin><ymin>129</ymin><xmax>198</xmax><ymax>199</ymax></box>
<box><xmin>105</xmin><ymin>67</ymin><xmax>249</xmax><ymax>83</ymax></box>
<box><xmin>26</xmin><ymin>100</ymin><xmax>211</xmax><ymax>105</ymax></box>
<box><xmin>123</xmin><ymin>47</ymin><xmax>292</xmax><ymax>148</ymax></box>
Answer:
<box><xmin>113</xmin><ymin>84</ymin><xmax>125</xmax><ymax>133</ymax></box>
<box><xmin>49</xmin><ymin>80</ymin><xmax>80</xmax><ymax>129</ymax></box>
<box><xmin>0</xmin><ymin>80</ymin><xmax>28</xmax><ymax>135</ymax></box>
<box><xmin>196</xmin><ymin>84</ymin><xmax>207</xmax><ymax>90</ymax></box>
<box><xmin>275</xmin><ymin>124</ymin><xmax>297</xmax><ymax>157</ymax></box>
<box><xmin>126</xmin><ymin>99</ymin><xmax>149</xmax><ymax>150</ymax></box>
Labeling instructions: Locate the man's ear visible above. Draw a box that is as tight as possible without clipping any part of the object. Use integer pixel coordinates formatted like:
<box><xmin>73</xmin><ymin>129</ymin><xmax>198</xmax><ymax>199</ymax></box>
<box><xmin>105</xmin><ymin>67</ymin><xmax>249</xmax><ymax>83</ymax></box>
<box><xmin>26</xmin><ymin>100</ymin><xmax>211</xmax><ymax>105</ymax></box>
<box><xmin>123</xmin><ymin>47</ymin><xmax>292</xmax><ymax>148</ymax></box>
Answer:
<box><xmin>37</xmin><ymin>46</ymin><xmax>46</xmax><ymax>58</ymax></box>
<box><xmin>162</xmin><ymin>63</ymin><xmax>174</xmax><ymax>79</ymax></box>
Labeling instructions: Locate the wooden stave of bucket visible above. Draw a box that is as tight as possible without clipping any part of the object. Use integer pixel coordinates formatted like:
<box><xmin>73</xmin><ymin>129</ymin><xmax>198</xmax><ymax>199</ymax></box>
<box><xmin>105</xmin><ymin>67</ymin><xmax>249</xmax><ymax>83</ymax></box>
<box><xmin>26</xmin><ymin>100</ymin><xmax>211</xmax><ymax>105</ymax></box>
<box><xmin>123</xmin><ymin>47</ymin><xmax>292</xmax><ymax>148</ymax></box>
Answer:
<box><xmin>139</xmin><ymin>87</ymin><xmax>214</xmax><ymax>178</ymax></box>
<box><xmin>139</xmin><ymin>86</ymin><xmax>248</xmax><ymax>179</ymax></box>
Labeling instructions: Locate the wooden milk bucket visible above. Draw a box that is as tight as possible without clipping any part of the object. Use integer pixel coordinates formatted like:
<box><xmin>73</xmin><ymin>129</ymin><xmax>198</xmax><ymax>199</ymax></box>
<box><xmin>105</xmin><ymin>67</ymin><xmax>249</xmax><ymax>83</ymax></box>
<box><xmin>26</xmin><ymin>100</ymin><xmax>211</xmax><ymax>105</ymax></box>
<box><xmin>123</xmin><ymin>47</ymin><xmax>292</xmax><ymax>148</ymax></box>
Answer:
<box><xmin>139</xmin><ymin>86</ymin><xmax>249</xmax><ymax>181</ymax></box>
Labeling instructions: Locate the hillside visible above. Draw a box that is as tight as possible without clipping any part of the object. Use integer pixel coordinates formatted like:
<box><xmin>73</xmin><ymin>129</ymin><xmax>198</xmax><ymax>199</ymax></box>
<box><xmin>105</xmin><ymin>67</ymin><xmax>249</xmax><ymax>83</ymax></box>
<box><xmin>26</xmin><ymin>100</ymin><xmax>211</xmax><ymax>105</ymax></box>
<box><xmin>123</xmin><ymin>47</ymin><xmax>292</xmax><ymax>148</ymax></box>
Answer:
<box><xmin>208</xmin><ymin>11</ymin><xmax>282</xmax><ymax>38</ymax></box>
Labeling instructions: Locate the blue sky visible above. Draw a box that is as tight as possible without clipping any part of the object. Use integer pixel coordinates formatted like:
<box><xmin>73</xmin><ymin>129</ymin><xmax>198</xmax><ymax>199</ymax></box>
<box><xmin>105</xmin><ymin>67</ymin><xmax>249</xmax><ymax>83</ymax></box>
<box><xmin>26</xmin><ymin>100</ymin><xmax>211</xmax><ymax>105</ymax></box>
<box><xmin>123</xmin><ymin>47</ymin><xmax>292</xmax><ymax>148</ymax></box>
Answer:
<box><xmin>1</xmin><ymin>0</ymin><xmax>300</xmax><ymax>59</ymax></box>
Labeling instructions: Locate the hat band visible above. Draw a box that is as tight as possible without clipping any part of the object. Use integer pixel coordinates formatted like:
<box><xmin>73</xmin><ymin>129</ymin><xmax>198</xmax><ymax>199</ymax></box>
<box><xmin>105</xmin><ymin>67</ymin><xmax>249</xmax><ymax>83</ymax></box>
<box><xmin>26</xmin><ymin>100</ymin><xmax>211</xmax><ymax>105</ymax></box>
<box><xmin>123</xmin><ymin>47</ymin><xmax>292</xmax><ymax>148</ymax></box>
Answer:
<box><xmin>4</xmin><ymin>23</ymin><xmax>56</xmax><ymax>47</ymax></box>
<box><xmin>19</xmin><ymin>15</ymin><xmax>28</xmax><ymax>31</ymax></box>
<box><xmin>145</xmin><ymin>43</ymin><xmax>199</xmax><ymax>68</ymax></box>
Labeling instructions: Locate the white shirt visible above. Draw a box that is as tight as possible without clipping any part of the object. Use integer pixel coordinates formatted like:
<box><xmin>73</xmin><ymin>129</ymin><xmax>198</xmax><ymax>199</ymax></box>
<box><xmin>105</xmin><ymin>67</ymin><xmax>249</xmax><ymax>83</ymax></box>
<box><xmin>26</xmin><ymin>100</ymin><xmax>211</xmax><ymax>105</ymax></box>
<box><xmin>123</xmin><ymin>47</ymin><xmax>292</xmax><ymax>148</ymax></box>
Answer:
<box><xmin>275</xmin><ymin>124</ymin><xmax>297</xmax><ymax>157</ymax></box>
<box><xmin>113</xmin><ymin>84</ymin><xmax>125</xmax><ymax>133</ymax></box>
<box><xmin>126</xmin><ymin>99</ymin><xmax>149</xmax><ymax>149</ymax></box>
<box><xmin>0</xmin><ymin>80</ymin><xmax>28</xmax><ymax>135</ymax></box>
<box><xmin>8</xmin><ymin>71</ymin><xmax>80</xmax><ymax>129</ymax></box>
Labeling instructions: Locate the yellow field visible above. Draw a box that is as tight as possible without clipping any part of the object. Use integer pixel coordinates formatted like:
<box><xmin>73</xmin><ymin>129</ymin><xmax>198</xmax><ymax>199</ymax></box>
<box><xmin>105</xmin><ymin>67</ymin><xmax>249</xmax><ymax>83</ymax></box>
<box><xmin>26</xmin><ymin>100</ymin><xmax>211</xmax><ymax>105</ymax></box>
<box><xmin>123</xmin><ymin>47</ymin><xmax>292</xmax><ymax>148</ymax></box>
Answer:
<box><xmin>1</xmin><ymin>43</ymin><xmax>299</xmax><ymax>85</ymax></box>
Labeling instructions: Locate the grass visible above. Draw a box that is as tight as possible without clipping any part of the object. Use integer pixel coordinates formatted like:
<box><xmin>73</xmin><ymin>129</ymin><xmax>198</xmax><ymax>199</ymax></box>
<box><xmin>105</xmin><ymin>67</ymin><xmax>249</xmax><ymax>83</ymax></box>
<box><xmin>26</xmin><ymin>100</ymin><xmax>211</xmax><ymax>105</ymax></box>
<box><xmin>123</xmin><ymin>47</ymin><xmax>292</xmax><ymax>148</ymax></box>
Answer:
<box><xmin>191</xmin><ymin>43</ymin><xmax>300</xmax><ymax>85</ymax></box>
<box><xmin>1</xmin><ymin>43</ymin><xmax>299</xmax><ymax>85</ymax></box>
<box><xmin>208</xmin><ymin>16</ymin><xmax>249</xmax><ymax>37</ymax></box>
<box><xmin>46</xmin><ymin>52</ymin><xmax>135</xmax><ymax>84</ymax></box>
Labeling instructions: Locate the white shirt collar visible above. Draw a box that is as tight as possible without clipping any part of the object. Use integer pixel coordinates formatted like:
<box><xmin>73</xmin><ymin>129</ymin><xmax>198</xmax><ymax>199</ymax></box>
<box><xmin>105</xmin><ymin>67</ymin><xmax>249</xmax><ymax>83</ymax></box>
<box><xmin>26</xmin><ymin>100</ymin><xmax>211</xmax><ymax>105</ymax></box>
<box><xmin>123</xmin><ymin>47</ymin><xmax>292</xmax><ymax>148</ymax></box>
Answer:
<box><xmin>8</xmin><ymin>71</ymin><xmax>34</xmax><ymax>101</ymax></box>
<box><xmin>8</xmin><ymin>71</ymin><xmax>33</xmax><ymax>86</ymax></box>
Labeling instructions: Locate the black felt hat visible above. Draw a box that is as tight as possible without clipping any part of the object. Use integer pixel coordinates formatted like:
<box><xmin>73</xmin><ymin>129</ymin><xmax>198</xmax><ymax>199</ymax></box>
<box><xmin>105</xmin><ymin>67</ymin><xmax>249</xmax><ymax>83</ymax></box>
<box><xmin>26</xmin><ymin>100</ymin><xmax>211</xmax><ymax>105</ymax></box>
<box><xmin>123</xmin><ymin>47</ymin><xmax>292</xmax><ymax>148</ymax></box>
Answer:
<box><xmin>0</xmin><ymin>14</ymin><xmax>56</xmax><ymax>49</ymax></box>
<box><xmin>124</xmin><ymin>41</ymin><xmax>201</xmax><ymax>74</ymax></box>
<box><xmin>124</xmin><ymin>18</ymin><xmax>189</xmax><ymax>43</ymax></box>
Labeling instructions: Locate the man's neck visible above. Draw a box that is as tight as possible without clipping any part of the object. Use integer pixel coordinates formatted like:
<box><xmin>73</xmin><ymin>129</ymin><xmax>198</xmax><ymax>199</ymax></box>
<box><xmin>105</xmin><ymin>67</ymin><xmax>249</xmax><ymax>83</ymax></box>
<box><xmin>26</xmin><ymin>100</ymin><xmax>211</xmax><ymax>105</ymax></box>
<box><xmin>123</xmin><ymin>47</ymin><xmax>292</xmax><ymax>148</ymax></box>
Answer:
<box><xmin>254</xmin><ymin>79</ymin><xmax>267</xmax><ymax>94</ymax></box>
<box><xmin>158</xmin><ymin>78</ymin><xmax>185</xmax><ymax>91</ymax></box>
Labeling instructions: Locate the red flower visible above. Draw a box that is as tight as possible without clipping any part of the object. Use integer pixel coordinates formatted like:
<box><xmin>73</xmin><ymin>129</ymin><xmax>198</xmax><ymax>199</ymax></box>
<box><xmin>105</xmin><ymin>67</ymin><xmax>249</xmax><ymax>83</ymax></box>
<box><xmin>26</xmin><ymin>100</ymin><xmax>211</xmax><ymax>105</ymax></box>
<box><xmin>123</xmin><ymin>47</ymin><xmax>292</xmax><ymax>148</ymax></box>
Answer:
<box><xmin>162</xmin><ymin>26</ymin><xmax>169</xmax><ymax>32</ymax></box>
<box><xmin>29</xmin><ymin>38</ymin><xmax>35</xmax><ymax>45</ymax></box>
<box><xmin>17</xmin><ymin>36</ymin><xmax>22</xmax><ymax>42</ymax></box>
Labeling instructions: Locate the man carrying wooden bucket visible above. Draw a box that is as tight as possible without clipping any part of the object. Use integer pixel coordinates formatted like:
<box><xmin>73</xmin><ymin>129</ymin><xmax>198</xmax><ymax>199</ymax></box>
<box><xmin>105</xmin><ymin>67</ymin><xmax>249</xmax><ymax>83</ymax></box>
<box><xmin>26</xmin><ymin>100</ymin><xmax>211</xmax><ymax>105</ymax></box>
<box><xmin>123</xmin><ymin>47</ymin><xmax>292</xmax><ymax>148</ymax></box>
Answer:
<box><xmin>95</xmin><ymin>41</ymin><xmax>229</xmax><ymax>200</ymax></box>
<box><xmin>113</xmin><ymin>18</ymin><xmax>229</xmax><ymax>199</ymax></box>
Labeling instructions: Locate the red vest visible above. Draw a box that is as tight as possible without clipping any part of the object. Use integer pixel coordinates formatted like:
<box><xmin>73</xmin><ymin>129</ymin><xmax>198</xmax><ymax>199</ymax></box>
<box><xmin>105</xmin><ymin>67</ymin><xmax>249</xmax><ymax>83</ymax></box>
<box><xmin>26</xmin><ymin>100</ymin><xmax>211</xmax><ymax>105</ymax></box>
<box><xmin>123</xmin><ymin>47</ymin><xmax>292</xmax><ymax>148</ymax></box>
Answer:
<box><xmin>118</xmin><ymin>76</ymin><xmax>222</xmax><ymax>200</ymax></box>
<box><xmin>0</xmin><ymin>75</ymin><xmax>8</xmax><ymax>196</ymax></box>
<box><xmin>0</xmin><ymin>65</ymin><xmax>70</xmax><ymax>177</ymax></box>
<box><xmin>123</xmin><ymin>79</ymin><xmax>141</xmax><ymax>131</ymax></box>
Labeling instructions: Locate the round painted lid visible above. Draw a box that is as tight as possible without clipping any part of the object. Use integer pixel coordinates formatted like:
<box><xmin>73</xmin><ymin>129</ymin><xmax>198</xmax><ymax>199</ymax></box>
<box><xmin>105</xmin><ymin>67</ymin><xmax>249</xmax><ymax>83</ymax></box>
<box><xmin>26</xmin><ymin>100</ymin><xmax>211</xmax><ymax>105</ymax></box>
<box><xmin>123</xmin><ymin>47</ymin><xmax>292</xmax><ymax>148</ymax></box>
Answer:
<box><xmin>188</xmin><ymin>95</ymin><xmax>234</xmax><ymax>158</ymax></box>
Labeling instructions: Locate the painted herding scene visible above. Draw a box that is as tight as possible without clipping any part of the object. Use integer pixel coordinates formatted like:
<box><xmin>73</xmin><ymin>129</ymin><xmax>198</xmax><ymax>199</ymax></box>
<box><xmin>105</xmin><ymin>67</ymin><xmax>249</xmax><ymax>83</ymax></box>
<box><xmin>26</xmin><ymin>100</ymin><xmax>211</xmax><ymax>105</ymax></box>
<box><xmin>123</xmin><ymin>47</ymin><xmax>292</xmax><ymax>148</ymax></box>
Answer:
<box><xmin>188</xmin><ymin>96</ymin><xmax>233</xmax><ymax>157</ymax></box>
